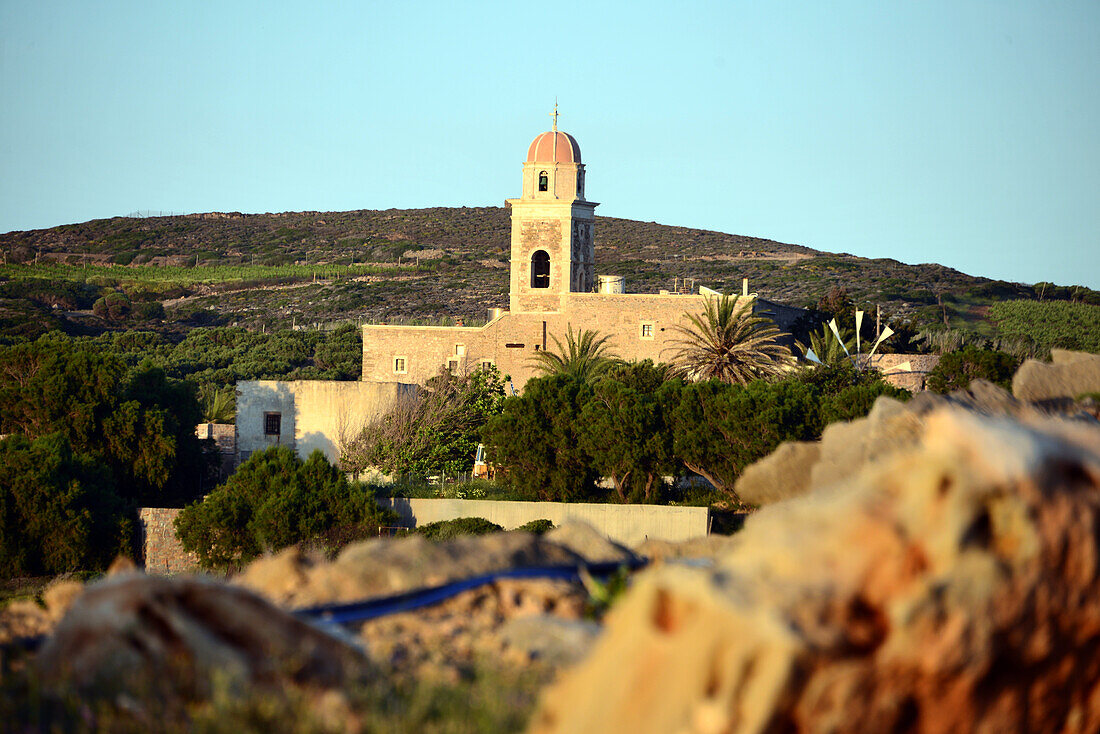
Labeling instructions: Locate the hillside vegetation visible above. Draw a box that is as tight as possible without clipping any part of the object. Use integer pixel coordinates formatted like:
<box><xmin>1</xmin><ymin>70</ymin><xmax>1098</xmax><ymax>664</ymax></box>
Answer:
<box><xmin>1</xmin><ymin>207</ymin><xmax>1097</xmax><ymax>345</ymax></box>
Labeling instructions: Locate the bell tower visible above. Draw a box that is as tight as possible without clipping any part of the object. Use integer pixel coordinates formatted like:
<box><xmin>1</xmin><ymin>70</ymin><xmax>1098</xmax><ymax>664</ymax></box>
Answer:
<box><xmin>505</xmin><ymin>106</ymin><xmax>598</xmax><ymax>313</ymax></box>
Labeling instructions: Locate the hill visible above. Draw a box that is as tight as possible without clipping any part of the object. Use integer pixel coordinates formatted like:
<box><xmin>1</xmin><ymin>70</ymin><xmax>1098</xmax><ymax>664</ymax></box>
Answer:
<box><xmin>1</xmin><ymin>207</ymin><xmax>1095</xmax><ymax>338</ymax></box>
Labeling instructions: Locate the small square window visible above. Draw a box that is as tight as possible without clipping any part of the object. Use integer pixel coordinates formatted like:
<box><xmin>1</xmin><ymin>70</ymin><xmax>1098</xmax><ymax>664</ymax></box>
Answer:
<box><xmin>447</xmin><ymin>357</ymin><xmax>460</xmax><ymax>375</ymax></box>
<box><xmin>263</xmin><ymin>412</ymin><xmax>281</xmax><ymax>436</ymax></box>
<box><xmin>479</xmin><ymin>358</ymin><xmax>495</xmax><ymax>369</ymax></box>
<box><xmin>640</xmin><ymin>322</ymin><xmax>655</xmax><ymax>339</ymax></box>
<box><xmin>393</xmin><ymin>356</ymin><xmax>408</xmax><ymax>374</ymax></box>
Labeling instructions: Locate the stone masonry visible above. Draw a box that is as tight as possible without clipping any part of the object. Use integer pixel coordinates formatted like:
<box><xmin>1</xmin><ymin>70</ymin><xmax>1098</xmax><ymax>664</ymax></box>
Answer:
<box><xmin>138</xmin><ymin>508</ymin><xmax>198</xmax><ymax>574</ymax></box>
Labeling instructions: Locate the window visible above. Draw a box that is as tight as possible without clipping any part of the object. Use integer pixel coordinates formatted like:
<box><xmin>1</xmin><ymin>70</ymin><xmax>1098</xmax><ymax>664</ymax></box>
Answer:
<box><xmin>531</xmin><ymin>250</ymin><xmax>550</xmax><ymax>289</ymax></box>
<box><xmin>263</xmin><ymin>412</ymin><xmax>281</xmax><ymax>436</ymax></box>
<box><xmin>393</xmin><ymin>356</ymin><xmax>407</xmax><ymax>374</ymax></box>
<box><xmin>447</xmin><ymin>357</ymin><xmax>460</xmax><ymax>375</ymax></box>
<box><xmin>640</xmin><ymin>322</ymin><xmax>655</xmax><ymax>340</ymax></box>
<box><xmin>538</xmin><ymin>171</ymin><xmax>548</xmax><ymax>192</ymax></box>
<box><xmin>479</xmin><ymin>358</ymin><xmax>495</xmax><ymax>370</ymax></box>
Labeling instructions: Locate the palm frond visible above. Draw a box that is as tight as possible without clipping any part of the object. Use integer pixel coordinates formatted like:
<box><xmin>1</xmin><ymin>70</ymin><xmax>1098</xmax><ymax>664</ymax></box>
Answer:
<box><xmin>528</xmin><ymin>325</ymin><xmax>619</xmax><ymax>381</ymax></box>
<box><xmin>664</xmin><ymin>295</ymin><xmax>791</xmax><ymax>384</ymax></box>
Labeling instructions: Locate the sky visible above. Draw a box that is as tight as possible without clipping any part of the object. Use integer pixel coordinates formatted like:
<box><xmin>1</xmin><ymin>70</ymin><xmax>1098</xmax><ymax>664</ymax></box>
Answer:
<box><xmin>2</xmin><ymin>1</ymin><xmax>1097</xmax><ymax>288</ymax></box>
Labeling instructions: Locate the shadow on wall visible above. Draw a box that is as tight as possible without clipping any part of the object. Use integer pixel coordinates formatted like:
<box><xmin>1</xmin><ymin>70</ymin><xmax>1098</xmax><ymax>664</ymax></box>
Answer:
<box><xmin>300</xmin><ymin>430</ymin><xmax>338</xmax><ymax>464</ymax></box>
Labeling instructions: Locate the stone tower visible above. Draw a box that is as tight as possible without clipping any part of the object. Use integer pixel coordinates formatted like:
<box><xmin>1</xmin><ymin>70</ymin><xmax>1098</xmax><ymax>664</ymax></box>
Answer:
<box><xmin>506</xmin><ymin>107</ymin><xmax>598</xmax><ymax>313</ymax></box>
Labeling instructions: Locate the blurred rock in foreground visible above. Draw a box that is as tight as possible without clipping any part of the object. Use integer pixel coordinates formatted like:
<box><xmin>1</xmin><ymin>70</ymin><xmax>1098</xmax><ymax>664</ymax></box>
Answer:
<box><xmin>529</xmin><ymin>407</ymin><xmax>1100</xmax><ymax>734</ymax></box>
<box><xmin>34</xmin><ymin>573</ymin><xmax>369</xmax><ymax>700</ymax></box>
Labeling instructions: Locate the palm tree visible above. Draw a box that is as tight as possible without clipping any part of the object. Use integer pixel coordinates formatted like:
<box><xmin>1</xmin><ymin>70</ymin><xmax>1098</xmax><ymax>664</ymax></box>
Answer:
<box><xmin>529</xmin><ymin>325</ymin><xmax>619</xmax><ymax>381</ymax></box>
<box><xmin>664</xmin><ymin>295</ymin><xmax>791</xmax><ymax>384</ymax></box>
<box><xmin>200</xmin><ymin>385</ymin><xmax>236</xmax><ymax>423</ymax></box>
<box><xmin>797</xmin><ymin>323</ymin><xmax>856</xmax><ymax>366</ymax></box>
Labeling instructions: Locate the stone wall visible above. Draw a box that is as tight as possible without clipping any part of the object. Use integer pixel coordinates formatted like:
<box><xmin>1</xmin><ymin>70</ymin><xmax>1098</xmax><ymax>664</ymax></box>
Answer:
<box><xmin>868</xmin><ymin>353</ymin><xmax>940</xmax><ymax>392</ymax></box>
<box><xmin>363</xmin><ymin>293</ymin><xmax>801</xmax><ymax>389</ymax></box>
<box><xmin>138</xmin><ymin>508</ymin><xmax>198</xmax><ymax>574</ymax></box>
<box><xmin>379</xmin><ymin>497</ymin><xmax>710</xmax><ymax>548</ymax></box>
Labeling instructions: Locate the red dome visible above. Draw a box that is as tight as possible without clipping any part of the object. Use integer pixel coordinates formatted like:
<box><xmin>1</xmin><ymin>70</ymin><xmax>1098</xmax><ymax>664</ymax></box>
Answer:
<box><xmin>526</xmin><ymin>131</ymin><xmax>581</xmax><ymax>164</ymax></box>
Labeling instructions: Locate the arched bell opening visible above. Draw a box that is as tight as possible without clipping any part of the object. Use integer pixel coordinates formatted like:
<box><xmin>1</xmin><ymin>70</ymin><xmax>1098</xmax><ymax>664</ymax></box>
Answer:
<box><xmin>531</xmin><ymin>250</ymin><xmax>550</xmax><ymax>289</ymax></box>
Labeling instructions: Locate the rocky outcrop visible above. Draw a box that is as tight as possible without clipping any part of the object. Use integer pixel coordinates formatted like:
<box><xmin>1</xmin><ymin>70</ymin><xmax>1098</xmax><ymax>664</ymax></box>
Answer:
<box><xmin>1014</xmin><ymin>349</ymin><xmax>1100</xmax><ymax>403</ymax></box>
<box><xmin>35</xmin><ymin>573</ymin><xmax>368</xmax><ymax>700</ymax></box>
<box><xmin>528</xmin><ymin>408</ymin><xmax>1100</xmax><ymax>734</ymax></box>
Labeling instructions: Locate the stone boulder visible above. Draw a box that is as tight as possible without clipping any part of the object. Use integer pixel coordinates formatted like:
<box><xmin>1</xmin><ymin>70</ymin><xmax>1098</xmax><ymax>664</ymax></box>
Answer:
<box><xmin>35</xmin><ymin>573</ymin><xmax>369</xmax><ymax>700</ymax></box>
<box><xmin>528</xmin><ymin>408</ymin><xmax>1100</xmax><ymax>734</ymax></box>
<box><xmin>237</xmin><ymin>530</ymin><xmax>586</xmax><ymax>608</ymax></box>
<box><xmin>733</xmin><ymin>441</ymin><xmax>820</xmax><ymax>506</ymax></box>
<box><xmin>544</xmin><ymin>521</ymin><xmax>637</xmax><ymax>565</ymax></box>
<box><xmin>734</xmin><ymin>380</ymin><xmax>1075</xmax><ymax>507</ymax></box>
<box><xmin>1014</xmin><ymin>349</ymin><xmax>1100</xmax><ymax>403</ymax></box>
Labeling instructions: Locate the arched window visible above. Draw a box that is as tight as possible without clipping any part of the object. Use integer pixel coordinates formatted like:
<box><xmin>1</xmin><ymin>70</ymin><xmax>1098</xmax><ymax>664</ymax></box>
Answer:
<box><xmin>538</xmin><ymin>171</ymin><xmax>548</xmax><ymax>192</ymax></box>
<box><xmin>531</xmin><ymin>250</ymin><xmax>550</xmax><ymax>289</ymax></box>
<box><xmin>576</xmin><ymin>170</ymin><xmax>583</xmax><ymax>197</ymax></box>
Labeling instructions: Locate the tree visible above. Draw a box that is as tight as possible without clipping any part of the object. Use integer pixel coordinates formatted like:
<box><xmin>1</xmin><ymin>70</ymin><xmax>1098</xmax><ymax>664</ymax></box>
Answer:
<box><xmin>664</xmin><ymin>295</ymin><xmax>791</xmax><ymax>384</ymax></box>
<box><xmin>482</xmin><ymin>374</ymin><xmax>600</xmax><ymax>501</ymax></box>
<box><xmin>662</xmin><ymin>379</ymin><xmax>821</xmax><ymax>503</ymax></box>
<box><xmin>175</xmin><ymin>447</ymin><xmax>396</xmax><ymax>568</ymax></box>
<box><xmin>0</xmin><ymin>342</ymin><xmax>213</xmax><ymax>506</ymax></box>
<box><xmin>578</xmin><ymin>361</ymin><xmax>673</xmax><ymax>502</ymax></box>
<box><xmin>797</xmin><ymin>323</ymin><xmax>856</xmax><ymax>366</ymax></box>
<box><xmin>342</xmin><ymin>365</ymin><xmax>507</xmax><ymax>477</ymax></box>
<box><xmin>0</xmin><ymin>434</ymin><xmax>133</xmax><ymax>577</ymax></box>
<box><xmin>528</xmin><ymin>325</ymin><xmax>619</xmax><ymax>381</ymax></box>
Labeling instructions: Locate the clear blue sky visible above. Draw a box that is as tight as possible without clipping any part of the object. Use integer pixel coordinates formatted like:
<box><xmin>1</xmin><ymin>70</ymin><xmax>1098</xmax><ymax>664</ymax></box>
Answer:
<box><xmin>2</xmin><ymin>1</ymin><xmax>1097</xmax><ymax>288</ymax></box>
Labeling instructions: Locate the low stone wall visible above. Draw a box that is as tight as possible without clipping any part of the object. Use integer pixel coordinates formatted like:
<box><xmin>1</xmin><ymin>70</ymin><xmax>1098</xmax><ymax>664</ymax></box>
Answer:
<box><xmin>138</xmin><ymin>508</ymin><xmax>199</xmax><ymax>574</ymax></box>
<box><xmin>379</xmin><ymin>498</ymin><xmax>710</xmax><ymax>548</ymax></box>
<box><xmin>869</xmin><ymin>353</ymin><xmax>941</xmax><ymax>392</ymax></box>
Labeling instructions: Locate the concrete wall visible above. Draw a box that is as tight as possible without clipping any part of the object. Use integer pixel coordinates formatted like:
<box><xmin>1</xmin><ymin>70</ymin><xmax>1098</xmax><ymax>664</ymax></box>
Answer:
<box><xmin>138</xmin><ymin>508</ymin><xmax>198</xmax><ymax>574</ymax></box>
<box><xmin>236</xmin><ymin>380</ymin><xmax>416</xmax><ymax>464</ymax></box>
<box><xmin>379</xmin><ymin>497</ymin><xmax>710</xmax><ymax>548</ymax></box>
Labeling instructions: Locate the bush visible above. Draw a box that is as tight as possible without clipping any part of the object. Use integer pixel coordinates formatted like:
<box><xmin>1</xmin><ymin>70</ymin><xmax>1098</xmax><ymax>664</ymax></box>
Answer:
<box><xmin>416</xmin><ymin>517</ymin><xmax>503</xmax><ymax>542</ymax></box>
<box><xmin>0</xmin><ymin>434</ymin><xmax>133</xmax><ymax>577</ymax></box>
<box><xmin>343</xmin><ymin>366</ymin><xmax>507</xmax><ymax>478</ymax></box>
<box><xmin>516</xmin><ymin>519</ymin><xmax>554</xmax><ymax>535</ymax></box>
<box><xmin>175</xmin><ymin>447</ymin><xmax>396</xmax><ymax>568</ymax></box>
<box><xmin>926</xmin><ymin>346</ymin><xmax>1021</xmax><ymax>393</ymax></box>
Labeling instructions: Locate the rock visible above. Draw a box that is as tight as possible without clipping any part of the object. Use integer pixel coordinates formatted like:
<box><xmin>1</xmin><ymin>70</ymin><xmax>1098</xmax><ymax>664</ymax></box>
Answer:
<box><xmin>359</xmin><ymin>578</ymin><xmax>588</xmax><ymax>674</ymax></box>
<box><xmin>1014</xmin><ymin>350</ymin><xmax>1100</xmax><ymax>403</ymax></box>
<box><xmin>735</xmin><ymin>380</ymin><xmax>1077</xmax><ymax>508</ymax></box>
<box><xmin>527</xmin><ymin>408</ymin><xmax>1100</xmax><ymax>734</ymax></box>
<box><xmin>734</xmin><ymin>441</ymin><xmax>820</xmax><ymax>506</ymax></box>
<box><xmin>0</xmin><ymin>600</ymin><xmax>51</xmax><ymax>644</ymax></box>
<box><xmin>237</xmin><ymin>530</ymin><xmax>585</xmax><ymax>608</ymax></box>
<box><xmin>634</xmin><ymin>535</ymin><xmax>742</xmax><ymax>563</ymax></box>
<box><xmin>35</xmin><ymin>573</ymin><xmax>369</xmax><ymax>700</ymax></box>
<box><xmin>499</xmin><ymin>615</ymin><xmax>602</xmax><ymax>667</ymax></box>
<box><xmin>544</xmin><ymin>521</ymin><xmax>637</xmax><ymax>565</ymax></box>
<box><xmin>42</xmin><ymin>578</ymin><xmax>84</xmax><ymax>623</ymax></box>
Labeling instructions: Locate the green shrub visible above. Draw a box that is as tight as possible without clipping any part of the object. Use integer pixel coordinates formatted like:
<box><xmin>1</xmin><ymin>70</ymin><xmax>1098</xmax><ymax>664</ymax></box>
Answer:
<box><xmin>415</xmin><ymin>517</ymin><xmax>503</xmax><ymax>542</ymax></box>
<box><xmin>0</xmin><ymin>434</ymin><xmax>133</xmax><ymax>577</ymax></box>
<box><xmin>926</xmin><ymin>346</ymin><xmax>1021</xmax><ymax>393</ymax></box>
<box><xmin>516</xmin><ymin>519</ymin><xmax>554</xmax><ymax>535</ymax></box>
<box><xmin>175</xmin><ymin>447</ymin><xmax>396</xmax><ymax>568</ymax></box>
